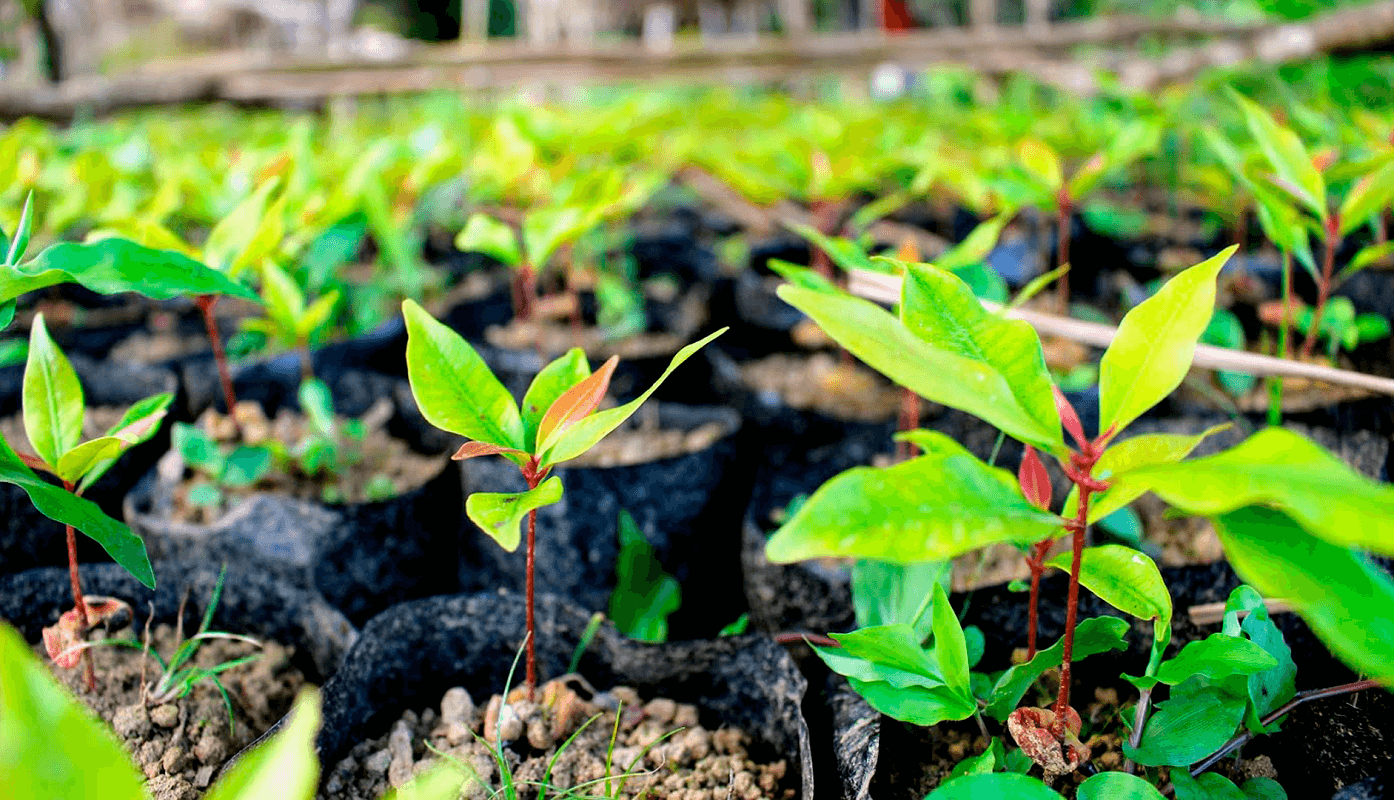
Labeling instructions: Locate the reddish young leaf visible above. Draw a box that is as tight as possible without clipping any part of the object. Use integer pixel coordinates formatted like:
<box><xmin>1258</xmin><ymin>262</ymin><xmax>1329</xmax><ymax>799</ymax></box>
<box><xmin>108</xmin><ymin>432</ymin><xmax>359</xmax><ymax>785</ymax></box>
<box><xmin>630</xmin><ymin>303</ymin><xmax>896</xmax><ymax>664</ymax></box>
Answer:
<box><xmin>1053</xmin><ymin>385</ymin><xmax>1087</xmax><ymax>449</ymax></box>
<box><xmin>1018</xmin><ymin>445</ymin><xmax>1052</xmax><ymax>510</ymax></box>
<box><xmin>451</xmin><ymin>441</ymin><xmax>527</xmax><ymax>461</ymax></box>
<box><xmin>1007</xmin><ymin>706</ymin><xmax>1090</xmax><ymax>779</ymax></box>
<box><xmin>536</xmin><ymin>356</ymin><xmax>619</xmax><ymax>450</ymax></box>
<box><xmin>42</xmin><ymin>596</ymin><xmax>131</xmax><ymax>668</ymax></box>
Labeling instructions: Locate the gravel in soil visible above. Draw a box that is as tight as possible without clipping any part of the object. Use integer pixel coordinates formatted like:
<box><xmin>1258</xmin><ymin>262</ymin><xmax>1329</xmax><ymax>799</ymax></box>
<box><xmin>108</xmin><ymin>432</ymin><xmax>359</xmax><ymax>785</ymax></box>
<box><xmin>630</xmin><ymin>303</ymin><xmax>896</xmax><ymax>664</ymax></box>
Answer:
<box><xmin>321</xmin><ymin>676</ymin><xmax>795</xmax><ymax>800</ymax></box>
<box><xmin>740</xmin><ymin>352</ymin><xmax>902</xmax><ymax>423</ymax></box>
<box><xmin>36</xmin><ymin>622</ymin><xmax>306</xmax><ymax>800</ymax></box>
<box><xmin>170</xmin><ymin>401</ymin><xmax>442</xmax><ymax>524</ymax></box>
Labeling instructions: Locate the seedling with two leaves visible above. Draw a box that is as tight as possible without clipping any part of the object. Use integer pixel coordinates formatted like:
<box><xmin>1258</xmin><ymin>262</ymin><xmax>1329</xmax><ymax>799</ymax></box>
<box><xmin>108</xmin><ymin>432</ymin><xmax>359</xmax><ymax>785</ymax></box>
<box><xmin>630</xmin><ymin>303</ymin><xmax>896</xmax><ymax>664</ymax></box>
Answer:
<box><xmin>403</xmin><ymin>297</ymin><xmax>722</xmax><ymax>693</ymax></box>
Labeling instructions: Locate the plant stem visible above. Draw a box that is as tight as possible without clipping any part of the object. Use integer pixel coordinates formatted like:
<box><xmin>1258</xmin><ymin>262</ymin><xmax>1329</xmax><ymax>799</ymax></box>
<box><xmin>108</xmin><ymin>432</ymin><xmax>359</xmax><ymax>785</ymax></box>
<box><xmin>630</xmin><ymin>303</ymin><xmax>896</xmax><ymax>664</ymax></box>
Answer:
<box><xmin>1123</xmin><ymin>687</ymin><xmax>1154</xmax><ymax>774</ymax></box>
<box><xmin>1300</xmin><ymin>217</ymin><xmax>1341</xmax><ymax>360</ymax></box>
<box><xmin>1267</xmin><ymin>249</ymin><xmax>1292</xmax><ymax>427</ymax></box>
<box><xmin>195</xmin><ymin>295</ymin><xmax>240</xmax><ymax>435</ymax></box>
<box><xmin>525</xmin><ymin>491</ymin><xmax>539</xmax><ymax>698</ymax></box>
<box><xmin>1163</xmin><ymin>678</ymin><xmax>1383</xmax><ymax>795</ymax></box>
<box><xmin>1051</xmin><ymin>458</ymin><xmax>1097</xmax><ymax>738</ymax></box>
<box><xmin>773</xmin><ymin>631</ymin><xmax>840</xmax><ymax>648</ymax></box>
<box><xmin>63</xmin><ymin>479</ymin><xmax>94</xmax><ymax>691</ymax></box>
<box><xmin>1054</xmin><ymin>191</ymin><xmax>1073</xmax><ymax>313</ymax></box>
<box><xmin>1024</xmin><ymin>539</ymin><xmax>1052</xmax><ymax>661</ymax></box>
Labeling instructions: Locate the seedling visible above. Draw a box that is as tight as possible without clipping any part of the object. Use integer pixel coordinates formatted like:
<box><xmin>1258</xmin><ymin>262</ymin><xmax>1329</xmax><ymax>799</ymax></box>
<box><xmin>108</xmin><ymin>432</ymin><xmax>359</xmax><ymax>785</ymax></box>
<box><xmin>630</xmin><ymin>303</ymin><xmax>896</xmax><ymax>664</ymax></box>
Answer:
<box><xmin>767</xmin><ymin>244</ymin><xmax>1394</xmax><ymax>788</ymax></box>
<box><xmin>608</xmin><ymin>509</ymin><xmax>681</xmax><ymax>643</ymax></box>
<box><xmin>237</xmin><ymin>260</ymin><xmax>341</xmax><ymax>381</ymax></box>
<box><xmin>403</xmin><ymin>298</ymin><xmax>722</xmax><ymax>692</ymax></box>
<box><xmin>17</xmin><ymin>313</ymin><xmax>172</xmax><ymax>690</ymax></box>
<box><xmin>455</xmin><ymin>206</ymin><xmax>598</xmax><ymax>324</ymax></box>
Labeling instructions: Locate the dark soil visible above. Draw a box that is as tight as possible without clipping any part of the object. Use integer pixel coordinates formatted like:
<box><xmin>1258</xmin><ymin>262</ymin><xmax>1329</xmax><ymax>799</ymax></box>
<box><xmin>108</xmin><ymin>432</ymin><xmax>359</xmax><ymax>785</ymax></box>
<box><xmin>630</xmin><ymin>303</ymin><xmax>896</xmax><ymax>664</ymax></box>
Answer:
<box><xmin>739</xmin><ymin>353</ymin><xmax>902</xmax><ymax>423</ymax></box>
<box><xmin>320</xmin><ymin>677</ymin><xmax>795</xmax><ymax>800</ymax></box>
<box><xmin>39</xmin><ymin>623</ymin><xmax>306</xmax><ymax>800</ymax></box>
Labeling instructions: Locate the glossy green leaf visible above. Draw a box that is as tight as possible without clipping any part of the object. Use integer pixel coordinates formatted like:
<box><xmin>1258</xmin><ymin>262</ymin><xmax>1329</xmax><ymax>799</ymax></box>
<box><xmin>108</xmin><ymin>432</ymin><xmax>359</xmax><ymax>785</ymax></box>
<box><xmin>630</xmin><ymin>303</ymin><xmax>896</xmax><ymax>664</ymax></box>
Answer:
<box><xmin>766</xmin><ymin>447</ymin><xmax>1061</xmax><ymax>565</ymax></box>
<box><xmin>1125</xmin><ymin>686</ymin><xmax>1247</xmax><ymax>766</ymax></box>
<box><xmin>6</xmin><ymin>192</ymin><xmax>32</xmax><ymax>265</ymax></box>
<box><xmin>950</xmin><ymin>262</ymin><xmax>1009</xmax><ymax>305</ymax></box>
<box><xmin>1231</xmin><ymin>91</ymin><xmax>1325</xmax><ymax>219</ymax></box>
<box><xmin>1076</xmin><ymin>772</ymin><xmax>1168</xmax><ymax>800</ymax></box>
<box><xmin>0</xmin><ymin>300</ymin><xmax>14</xmax><ymax>330</ymax></box>
<box><xmin>0</xmin><ymin>621</ymin><xmax>148</xmax><ymax>800</ymax></box>
<box><xmin>0</xmin><ymin>435</ymin><xmax>153</xmax><ymax>588</ymax></box>
<box><xmin>204</xmin><ymin>688</ymin><xmax>321</xmax><ymax>800</ymax></box>
<box><xmin>536</xmin><ymin>356</ymin><xmax>618</xmax><ymax>456</ymax></box>
<box><xmin>0</xmin><ymin>238</ymin><xmax>259</xmax><ymax>304</ymax></box>
<box><xmin>946</xmin><ymin>738</ymin><xmax>1002</xmax><ymax>780</ymax></box>
<box><xmin>205</xmin><ymin>177</ymin><xmax>281</xmax><ymax>273</ymax></box>
<box><xmin>900</xmin><ymin>264</ymin><xmax>1062</xmax><ymax>451</ymax></box>
<box><xmin>851</xmin><ymin>559</ymin><xmax>951</xmax><ymax>640</ymax></box>
<box><xmin>930</xmin><ymin>581</ymin><xmax>972</xmax><ymax>699</ymax></box>
<box><xmin>814</xmin><ymin>623</ymin><xmax>977</xmax><ymax>726</ymax></box>
<box><xmin>609</xmin><ymin>509</ymin><xmax>681</xmax><ymax>643</ymax></box>
<box><xmin>1126</xmin><ymin>634</ymin><xmax>1277</xmax><ymax>691</ymax></box>
<box><xmin>1099</xmin><ymin>248</ymin><xmax>1233</xmax><ymax>441</ymax></box>
<box><xmin>455</xmin><ymin>213</ymin><xmax>521</xmax><ymax>268</ymax></box>
<box><xmin>1241</xmin><ymin>777</ymin><xmax>1288</xmax><ymax>800</ymax></box>
<box><xmin>984</xmin><ymin>616</ymin><xmax>1129</xmax><ymax>721</ymax></box>
<box><xmin>1214</xmin><ymin>506</ymin><xmax>1394</xmax><ymax>685</ymax></box>
<box><xmin>403</xmin><ymin>298</ymin><xmax>524</xmax><ymax>450</ymax></box>
<box><xmin>935</xmin><ymin>215</ymin><xmax>1009</xmax><ymax>273</ymax></box>
<box><xmin>520</xmin><ymin>349</ymin><xmax>591</xmax><ymax>451</ymax></box>
<box><xmin>23</xmin><ymin>314</ymin><xmax>83</xmax><ymax>468</ymax></box>
<box><xmin>465</xmin><ymin>476</ymin><xmax>563</xmax><ymax>552</ymax></box>
<box><xmin>540</xmin><ymin>328</ymin><xmax>724</xmax><ymax>466</ymax></box>
<box><xmin>522</xmin><ymin>206</ymin><xmax>590</xmax><ymax>269</ymax></box>
<box><xmin>1064</xmin><ymin>423</ymin><xmax>1231</xmax><ymax>523</ymax></box>
<box><xmin>53</xmin><ymin>437</ymin><xmax>126</xmax><ymax>485</ymax></box>
<box><xmin>1111</xmin><ymin>427</ymin><xmax>1394</xmax><ymax>556</ymax></box>
<box><xmin>1046</xmin><ymin>545</ymin><xmax>1171</xmax><ymax>646</ymax></box>
<box><xmin>926</xmin><ymin>772</ymin><xmax>1064</xmax><ymax>799</ymax></box>
<box><xmin>786</xmin><ymin>222</ymin><xmax>876</xmax><ymax>273</ymax></box>
<box><xmin>1230</xmin><ymin>592</ymin><xmax>1295</xmax><ymax>732</ymax></box>
<box><xmin>777</xmin><ymin>283</ymin><xmax>1064</xmax><ymax>453</ymax></box>
<box><xmin>1340</xmin><ymin>241</ymin><xmax>1394</xmax><ymax>281</ymax></box>
<box><xmin>1338</xmin><ymin>157</ymin><xmax>1394</xmax><ymax>238</ymax></box>
<box><xmin>1172</xmin><ymin>772</ymin><xmax>1248</xmax><ymax>800</ymax></box>
<box><xmin>1007</xmin><ymin>265</ymin><xmax>1069</xmax><ymax>312</ymax></box>
<box><xmin>1252</xmin><ymin>183</ymin><xmax>1317</xmax><ymax>276</ymax></box>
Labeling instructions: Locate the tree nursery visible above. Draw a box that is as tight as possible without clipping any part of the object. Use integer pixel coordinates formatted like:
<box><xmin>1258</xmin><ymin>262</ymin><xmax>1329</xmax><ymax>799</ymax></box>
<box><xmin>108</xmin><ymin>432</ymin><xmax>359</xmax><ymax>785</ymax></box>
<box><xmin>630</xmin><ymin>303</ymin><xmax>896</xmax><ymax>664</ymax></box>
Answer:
<box><xmin>3</xmin><ymin>31</ymin><xmax>1394</xmax><ymax>800</ymax></box>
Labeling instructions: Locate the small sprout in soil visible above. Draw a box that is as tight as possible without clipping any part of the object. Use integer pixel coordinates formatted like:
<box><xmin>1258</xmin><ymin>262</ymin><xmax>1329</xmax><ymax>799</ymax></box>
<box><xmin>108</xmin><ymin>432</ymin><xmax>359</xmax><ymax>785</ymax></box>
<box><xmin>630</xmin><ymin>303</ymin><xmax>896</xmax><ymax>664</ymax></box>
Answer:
<box><xmin>404</xmin><ymin>297</ymin><xmax>722</xmax><ymax>692</ymax></box>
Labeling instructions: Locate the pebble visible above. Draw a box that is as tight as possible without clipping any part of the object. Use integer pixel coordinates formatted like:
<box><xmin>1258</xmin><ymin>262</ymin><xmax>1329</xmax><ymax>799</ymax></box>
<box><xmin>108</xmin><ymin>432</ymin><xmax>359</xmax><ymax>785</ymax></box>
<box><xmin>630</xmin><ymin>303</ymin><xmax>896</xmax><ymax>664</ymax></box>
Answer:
<box><xmin>444</xmin><ymin>721</ymin><xmax>471</xmax><ymax>746</ymax></box>
<box><xmin>643</xmin><ymin>697</ymin><xmax>677</xmax><ymax>726</ymax></box>
<box><xmin>363</xmin><ymin>748</ymin><xmax>392</xmax><ymax>775</ymax></box>
<box><xmin>112</xmin><ymin>703</ymin><xmax>151</xmax><ymax>738</ymax></box>
<box><xmin>193</xmin><ymin>765</ymin><xmax>216</xmax><ymax>789</ymax></box>
<box><xmin>162</xmin><ymin>745</ymin><xmax>189</xmax><ymax>774</ymax></box>
<box><xmin>440</xmin><ymin>687</ymin><xmax>474</xmax><ymax>725</ymax></box>
<box><xmin>147</xmin><ymin>775</ymin><xmax>197</xmax><ymax>800</ymax></box>
<box><xmin>673</xmin><ymin>703</ymin><xmax>700</xmax><ymax>728</ymax></box>
<box><xmin>139</xmin><ymin>740</ymin><xmax>164</xmax><ymax>778</ymax></box>
<box><xmin>193</xmin><ymin>731</ymin><xmax>227</xmax><ymax>765</ymax></box>
<box><xmin>150</xmin><ymin>704</ymin><xmax>180</xmax><ymax>728</ymax></box>
<box><xmin>387</xmin><ymin>720</ymin><xmax>415</xmax><ymax>787</ymax></box>
<box><xmin>526</xmin><ymin>715</ymin><xmax>553</xmax><ymax>750</ymax></box>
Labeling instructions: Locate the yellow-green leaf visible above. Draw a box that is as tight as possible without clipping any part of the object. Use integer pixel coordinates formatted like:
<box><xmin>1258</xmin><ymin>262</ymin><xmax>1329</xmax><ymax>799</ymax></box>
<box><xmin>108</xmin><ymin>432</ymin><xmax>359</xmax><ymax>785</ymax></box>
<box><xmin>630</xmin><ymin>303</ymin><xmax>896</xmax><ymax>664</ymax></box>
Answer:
<box><xmin>465</xmin><ymin>476</ymin><xmax>564</xmax><ymax>552</ymax></box>
<box><xmin>23</xmin><ymin>314</ymin><xmax>83</xmax><ymax>468</ymax></box>
<box><xmin>204</xmin><ymin>688</ymin><xmax>321</xmax><ymax>800</ymax></box>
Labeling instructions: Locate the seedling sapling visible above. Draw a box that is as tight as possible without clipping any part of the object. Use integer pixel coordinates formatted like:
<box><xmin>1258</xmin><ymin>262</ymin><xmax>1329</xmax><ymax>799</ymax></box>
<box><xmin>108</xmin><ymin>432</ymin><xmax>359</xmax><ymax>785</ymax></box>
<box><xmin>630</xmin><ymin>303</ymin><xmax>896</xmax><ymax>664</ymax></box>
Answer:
<box><xmin>20</xmin><ymin>314</ymin><xmax>173</xmax><ymax>689</ymax></box>
<box><xmin>403</xmin><ymin>298</ymin><xmax>723</xmax><ymax>693</ymax></box>
<box><xmin>238</xmin><ymin>260</ymin><xmax>341</xmax><ymax>382</ymax></box>
<box><xmin>455</xmin><ymin>206</ymin><xmax>597</xmax><ymax>324</ymax></box>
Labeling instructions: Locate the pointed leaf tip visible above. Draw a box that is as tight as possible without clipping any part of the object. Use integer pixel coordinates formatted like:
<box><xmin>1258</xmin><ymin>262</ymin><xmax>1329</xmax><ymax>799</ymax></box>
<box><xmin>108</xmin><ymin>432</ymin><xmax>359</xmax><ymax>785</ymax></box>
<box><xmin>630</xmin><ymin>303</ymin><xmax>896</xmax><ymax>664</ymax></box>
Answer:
<box><xmin>1019</xmin><ymin>446</ymin><xmax>1051</xmax><ymax>510</ymax></box>
<box><xmin>537</xmin><ymin>355</ymin><xmax>618</xmax><ymax>452</ymax></box>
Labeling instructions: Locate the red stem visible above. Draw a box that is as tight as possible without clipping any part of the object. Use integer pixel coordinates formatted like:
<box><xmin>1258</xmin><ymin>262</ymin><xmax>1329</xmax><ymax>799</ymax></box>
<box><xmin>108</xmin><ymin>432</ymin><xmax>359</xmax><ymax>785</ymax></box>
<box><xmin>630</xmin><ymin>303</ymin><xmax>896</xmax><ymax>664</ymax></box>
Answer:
<box><xmin>1054</xmin><ymin>192</ymin><xmax>1073</xmax><ymax>312</ymax></box>
<box><xmin>63</xmin><ymin>479</ymin><xmax>94</xmax><ymax>691</ymax></box>
<box><xmin>1049</xmin><ymin>445</ymin><xmax>1104</xmax><ymax>739</ymax></box>
<box><xmin>1300</xmin><ymin>216</ymin><xmax>1341</xmax><ymax>360</ymax></box>
<box><xmin>196</xmin><ymin>295</ymin><xmax>240</xmax><ymax>432</ymax></box>
<box><xmin>773</xmin><ymin>632</ymin><xmax>840</xmax><ymax>647</ymax></box>
<box><xmin>521</xmin><ymin>460</ymin><xmax>546</xmax><ymax>698</ymax></box>
<box><xmin>1025</xmin><ymin>539</ymin><xmax>1052</xmax><ymax>660</ymax></box>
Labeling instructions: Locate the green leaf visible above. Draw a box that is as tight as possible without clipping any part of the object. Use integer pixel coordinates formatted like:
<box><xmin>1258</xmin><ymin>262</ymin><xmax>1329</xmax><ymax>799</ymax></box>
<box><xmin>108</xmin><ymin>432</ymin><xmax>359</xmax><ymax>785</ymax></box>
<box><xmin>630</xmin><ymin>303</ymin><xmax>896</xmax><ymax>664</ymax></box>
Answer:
<box><xmin>765</xmin><ymin>448</ymin><xmax>1061</xmax><ymax>565</ymax></box>
<box><xmin>984</xmin><ymin>616</ymin><xmax>1129</xmax><ymax>721</ymax></box>
<box><xmin>786</xmin><ymin>223</ymin><xmax>876</xmax><ymax>273</ymax></box>
<box><xmin>929</xmin><ymin>581</ymin><xmax>972</xmax><ymax>699</ymax></box>
<box><xmin>455</xmin><ymin>213</ymin><xmax>521</xmax><ymax>268</ymax></box>
<box><xmin>1214</xmin><ymin>506</ymin><xmax>1394</xmax><ymax>685</ymax></box>
<box><xmin>852</xmin><ymin>559</ymin><xmax>951</xmax><ymax>640</ymax></box>
<box><xmin>54</xmin><ymin>437</ymin><xmax>126</xmax><ymax>485</ymax></box>
<box><xmin>221</xmin><ymin>446</ymin><xmax>272</xmax><ymax>488</ymax></box>
<box><xmin>522</xmin><ymin>206</ymin><xmax>591</xmax><ymax>269</ymax></box>
<box><xmin>1046</xmin><ymin>545</ymin><xmax>1171</xmax><ymax>653</ymax></box>
<box><xmin>23</xmin><ymin>314</ymin><xmax>84</xmax><ymax>468</ymax></box>
<box><xmin>814</xmin><ymin>624</ymin><xmax>977</xmax><ymax>726</ymax></box>
<box><xmin>1018</xmin><ymin>139</ymin><xmax>1063</xmax><ymax>192</ymax></box>
<box><xmin>947</xmin><ymin>738</ymin><xmax>1003</xmax><ymax>779</ymax></box>
<box><xmin>205</xmin><ymin>177</ymin><xmax>281</xmax><ymax>273</ymax></box>
<box><xmin>536</xmin><ymin>356</ymin><xmax>618</xmax><ymax>456</ymax></box>
<box><xmin>403</xmin><ymin>299</ymin><xmax>524</xmax><ymax>450</ymax></box>
<box><xmin>520</xmin><ymin>349</ymin><xmax>591</xmax><ymax>451</ymax></box>
<box><xmin>1126</xmin><ymin>634</ymin><xmax>1277</xmax><ymax>691</ymax></box>
<box><xmin>777</xmin><ymin>283</ymin><xmax>1064</xmax><ymax>453</ymax></box>
<box><xmin>1241</xmin><ymin>777</ymin><xmax>1288</xmax><ymax>800</ymax></box>
<box><xmin>718</xmin><ymin>614</ymin><xmax>750</xmax><ymax>636</ymax></box>
<box><xmin>0</xmin><ymin>300</ymin><xmax>14</xmax><ymax>330</ymax></box>
<box><xmin>298</xmin><ymin>378</ymin><xmax>336</xmax><ymax>438</ymax></box>
<box><xmin>540</xmin><ymin>328</ymin><xmax>725</xmax><ymax>466</ymax></box>
<box><xmin>1124</xmin><ymin>686</ymin><xmax>1247</xmax><ymax>766</ymax></box>
<box><xmin>0</xmin><ymin>435</ymin><xmax>153</xmax><ymax>588</ymax></box>
<box><xmin>1340</xmin><ymin>241</ymin><xmax>1394</xmax><ymax>281</ymax></box>
<box><xmin>1099</xmin><ymin>247</ymin><xmax>1234</xmax><ymax>441</ymax></box>
<box><xmin>1077</xmin><ymin>771</ymin><xmax>1168</xmax><ymax>800</ymax></box>
<box><xmin>6</xmin><ymin>192</ymin><xmax>32</xmax><ymax>265</ymax></box>
<box><xmin>204</xmin><ymin>688</ymin><xmax>320</xmax><ymax>800</ymax></box>
<box><xmin>935</xmin><ymin>215</ymin><xmax>1009</xmax><ymax>273</ymax></box>
<box><xmin>1337</xmin><ymin>157</ymin><xmax>1394</xmax><ymax>238</ymax></box>
<box><xmin>465</xmin><ymin>476</ymin><xmax>564</xmax><ymax>552</ymax></box>
<box><xmin>173</xmin><ymin>422</ymin><xmax>223</xmax><ymax>474</ymax></box>
<box><xmin>1110</xmin><ymin>427</ymin><xmax>1394</xmax><ymax>556</ymax></box>
<box><xmin>900</xmin><ymin>264</ymin><xmax>1062</xmax><ymax>451</ymax></box>
<box><xmin>609</xmin><ymin>509</ymin><xmax>681</xmax><ymax>643</ymax></box>
<box><xmin>1008</xmin><ymin>265</ymin><xmax>1069</xmax><ymax>312</ymax></box>
<box><xmin>295</xmin><ymin>290</ymin><xmax>339</xmax><ymax>343</ymax></box>
<box><xmin>950</xmin><ymin>262</ymin><xmax>1009</xmax><ymax>305</ymax></box>
<box><xmin>0</xmin><ymin>238</ymin><xmax>259</xmax><ymax>305</ymax></box>
<box><xmin>1230</xmin><ymin>91</ymin><xmax>1325</xmax><ymax>219</ymax></box>
<box><xmin>1172</xmin><ymin>772</ymin><xmax>1248</xmax><ymax>800</ymax></box>
<box><xmin>0</xmin><ymin>621</ymin><xmax>148</xmax><ymax>800</ymax></box>
<box><xmin>926</xmin><ymin>772</ymin><xmax>1064</xmax><ymax>799</ymax></box>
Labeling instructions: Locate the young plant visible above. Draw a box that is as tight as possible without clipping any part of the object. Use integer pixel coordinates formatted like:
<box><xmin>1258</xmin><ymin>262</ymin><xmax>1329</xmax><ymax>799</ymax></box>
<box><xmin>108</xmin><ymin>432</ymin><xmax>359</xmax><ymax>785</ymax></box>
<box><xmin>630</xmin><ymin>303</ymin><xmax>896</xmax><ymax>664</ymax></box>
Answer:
<box><xmin>1</xmin><ymin>619</ymin><xmax>322</xmax><ymax>800</ymax></box>
<box><xmin>237</xmin><ymin>260</ymin><xmax>341</xmax><ymax>381</ymax></box>
<box><xmin>18</xmin><ymin>313</ymin><xmax>172</xmax><ymax>690</ymax></box>
<box><xmin>455</xmin><ymin>205</ymin><xmax>597</xmax><ymax>324</ymax></box>
<box><xmin>609</xmin><ymin>509</ymin><xmax>681</xmax><ymax>643</ymax></box>
<box><xmin>402</xmin><ymin>298</ymin><xmax>722</xmax><ymax>692</ymax></box>
<box><xmin>766</xmin><ymin>244</ymin><xmax>1394</xmax><ymax>787</ymax></box>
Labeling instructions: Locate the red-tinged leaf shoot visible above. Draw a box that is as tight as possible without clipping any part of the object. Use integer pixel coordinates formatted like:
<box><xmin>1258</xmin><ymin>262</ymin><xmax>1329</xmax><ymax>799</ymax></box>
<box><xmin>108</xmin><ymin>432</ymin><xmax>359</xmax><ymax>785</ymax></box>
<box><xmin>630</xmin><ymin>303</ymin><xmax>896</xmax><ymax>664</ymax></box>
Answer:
<box><xmin>1019</xmin><ymin>446</ymin><xmax>1052</xmax><ymax>510</ymax></box>
<box><xmin>1053</xmin><ymin>385</ymin><xmax>1087</xmax><ymax>450</ymax></box>
<box><xmin>1007</xmin><ymin>705</ymin><xmax>1090</xmax><ymax>780</ymax></box>
<box><xmin>536</xmin><ymin>356</ymin><xmax>619</xmax><ymax>450</ymax></box>
<box><xmin>452</xmin><ymin>441</ymin><xmax>527</xmax><ymax>461</ymax></box>
<box><xmin>42</xmin><ymin>595</ymin><xmax>131</xmax><ymax>668</ymax></box>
